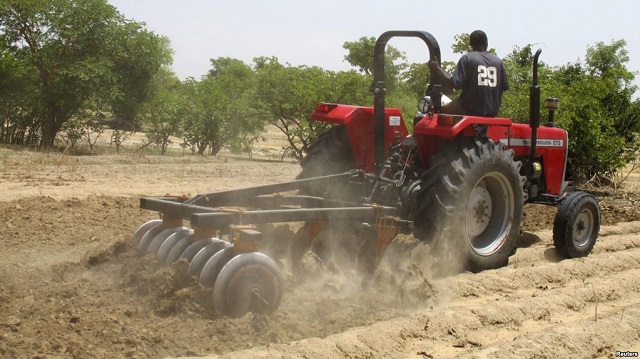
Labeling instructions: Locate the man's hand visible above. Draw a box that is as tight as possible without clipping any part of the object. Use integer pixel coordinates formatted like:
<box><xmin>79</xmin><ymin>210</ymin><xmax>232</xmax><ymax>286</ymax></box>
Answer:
<box><xmin>428</xmin><ymin>59</ymin><xmax>440</xmax><ymax>72</ymax></box>
<box><xmin>427</xmin><ymin>57</ymin><xmax>454</xmax><ymax>95</ymax></box>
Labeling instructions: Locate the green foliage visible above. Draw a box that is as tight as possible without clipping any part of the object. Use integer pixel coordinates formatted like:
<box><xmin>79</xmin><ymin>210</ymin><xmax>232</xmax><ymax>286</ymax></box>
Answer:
<box><xmin>0</xmin><ymin>47</ymin><xmax>43</xmax><ymax>145</ymax></box>
<box><xmin>110</xmin><ymin>22</ymin><xmax>173</xmax><ymax>125</ymax></box>
<box><xmin>329</xmin><ymin>70</ymin><xmax>373</xmax><ymax>106</ymax></box>
<box><xmin>558</xmin><ymin>77</ymin><xmax>627</xmax><ymax>180</ymax></box>
<box><xmin>559</xmin><ymin>40</ymin><xmax>638</xmax><ymax>181</ymax></box>
<box><xmin>140</xmin><ymin>70</ymin><xmax>184</xmax><ymax>155</ymax></box>
<box><xmin>0</xmin><ymin>0</ymin><xmax>171</xmax><ymax>147</ymax></box>
<box><xmin>59</xmin><ymin>119</ymin><xmax>86</xmax><ymax>150</ymax></box>
<box><xmin>400</xmin><ymin>62</ymin><xmax>430</xmax><ymax>99</ymax></box>
<box><xmin>2</xmin><ymin>12</ymin><xmax>638</xmax><ymax>186</ymax></box>
<box><xmin>110</xmin><ymin>129</ymin><xmax>133</xmax><ymax>153</ymax></box>
<box><xmin>585</xmin><ymin>40</ymin><xmax>634</xmax><ymax>85</ymax></box>
<box><xmin>342</xmin><ymin>36</ymin><xmax>407</xmax><ymax>90</ymax></box>
<box><xmin>500</xmin><ymin>40</ymin><xmax>639</xmax><ymax>182</ymax></box>
<box><xmin>253</xmin><ymin>57</ymin><xmax>372</xmax><ymax>160</ymax></box>
<box><xmin>451</xmin><ymin>33</ymin><xmax>497</xmax><ymax>55</ymax></box>
<box><xmin>139</xmin><ymin>58</ymin><xmax>265</xmax><ymax>157</ymax></box>
<box><xmin>253</xmin><ymin>58</ymin><xmax>327</xmax><ymax>159</ymax></box>
<box><xmin>58</xmin><ymin>110</ymin><xmax>105</xmax><ymax>153</ymax></box>
<box><xmin>209</xmin><ymin>58</ymin><xmax>264</xmax><ymax>155</ymax></box>
<box><xmin>191</xmin><ymin>57</ymin><xmax>263</xmax><ymax>156</ymax></box>
<box><xmin>500</xmin><ymin>45</ymin><xmax>548</xmax><ymax>123</ymax></box>
<box><xmin>179</xmin><ymin>78</ymin><xmax>220</xmax><ymax>155</ymax></box>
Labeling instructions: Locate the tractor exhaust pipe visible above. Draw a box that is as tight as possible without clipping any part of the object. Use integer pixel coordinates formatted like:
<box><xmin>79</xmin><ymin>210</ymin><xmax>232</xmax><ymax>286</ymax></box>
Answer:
<box><xmin>529</xmin><ymin>49</ymin><xmax>543</xmax><ymax>160</ymax></box>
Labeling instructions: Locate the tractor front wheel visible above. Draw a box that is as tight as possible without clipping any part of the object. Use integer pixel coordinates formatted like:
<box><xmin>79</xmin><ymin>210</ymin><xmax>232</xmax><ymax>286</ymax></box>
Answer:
<box><xmin>553</xmin><ymin>191</ymin><xmax>600</xmax><ymax>258</ymax></box>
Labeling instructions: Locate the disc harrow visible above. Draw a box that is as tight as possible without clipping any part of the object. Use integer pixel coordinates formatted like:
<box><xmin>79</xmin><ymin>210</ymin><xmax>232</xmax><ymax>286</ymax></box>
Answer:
<box><xmin>132</xmin><ymin>172</ymin><xmax>409</xmax><ymax>318</ymax></box>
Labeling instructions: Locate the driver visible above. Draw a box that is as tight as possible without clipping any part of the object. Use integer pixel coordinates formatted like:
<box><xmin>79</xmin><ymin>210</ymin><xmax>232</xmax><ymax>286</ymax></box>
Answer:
<box><xmin>429</xmin><ymin>30</ymin><xmax>509</xmax><ymax>117</ymax></box>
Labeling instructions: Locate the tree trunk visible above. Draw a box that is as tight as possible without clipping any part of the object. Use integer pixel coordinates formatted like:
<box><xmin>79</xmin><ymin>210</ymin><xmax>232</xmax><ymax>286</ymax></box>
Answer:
<box><xmin>40</xmin><ymin>106</ymin><xmax>64</xmax><ymax>147</ymax></box>
<box><xmin>197</xmin><ymin>141</ymin><xmax>207</xmax><ymax>155</ymax></box>
<box><xmin>210</xmin><ymin>142</ymin><xmax>222</xmax><ymax>156</ymax></box>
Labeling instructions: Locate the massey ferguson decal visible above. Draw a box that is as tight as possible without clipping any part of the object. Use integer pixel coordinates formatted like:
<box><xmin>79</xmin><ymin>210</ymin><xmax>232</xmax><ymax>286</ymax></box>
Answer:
<box><xmin>500</xmin><ymin>138</ymin><xmax>564</xmax><ymax>147</ymax></box>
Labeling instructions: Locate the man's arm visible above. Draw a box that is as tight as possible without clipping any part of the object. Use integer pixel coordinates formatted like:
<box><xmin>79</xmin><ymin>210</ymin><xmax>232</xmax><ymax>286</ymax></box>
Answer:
<box><xmin>428</xmin><ymin>60</ymin><xmax>455</xmax><ymax>95</ymax></box>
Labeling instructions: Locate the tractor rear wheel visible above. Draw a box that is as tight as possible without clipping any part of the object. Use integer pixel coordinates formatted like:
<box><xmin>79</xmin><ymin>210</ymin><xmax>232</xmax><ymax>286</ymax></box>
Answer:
<box><xmin>296</xmin><ymin>125</ymin><xmax>359</xmax><ymax>261</ymax></box>
<box><xmin>415</xmin><ymin>137</ymin><xmax>524</xmax><ymax>274</ymax></box>
<box><xmin>297</xmin><ymin>125</ymin><xmax>356</xmax><ymax>199</ymax></box>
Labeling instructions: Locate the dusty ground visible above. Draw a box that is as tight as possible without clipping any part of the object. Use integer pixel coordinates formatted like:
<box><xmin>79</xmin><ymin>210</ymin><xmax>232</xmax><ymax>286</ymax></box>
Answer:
<box><xmin>0</xmin><ymin>140</ymin><xmax>639</xmax><ymax>359</ymax></box>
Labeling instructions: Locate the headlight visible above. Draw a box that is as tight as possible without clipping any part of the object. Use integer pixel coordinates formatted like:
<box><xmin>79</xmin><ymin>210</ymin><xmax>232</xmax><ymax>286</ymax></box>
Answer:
<box><xmin>418</xmin><ymin>96</ymin><xmax>434</xmax><ymax>114</ymax></box>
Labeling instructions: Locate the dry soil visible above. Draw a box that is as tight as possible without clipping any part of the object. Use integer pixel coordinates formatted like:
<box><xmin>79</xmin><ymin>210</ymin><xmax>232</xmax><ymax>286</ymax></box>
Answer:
<box><xmin>1</xmin><ymin>143</ymin><xmax>639</xmax><ymax>359</ymax></box>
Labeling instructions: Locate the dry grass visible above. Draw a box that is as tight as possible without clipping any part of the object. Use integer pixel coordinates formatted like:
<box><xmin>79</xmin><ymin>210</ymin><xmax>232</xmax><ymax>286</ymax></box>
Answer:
<box><xmin>0</xmin><ymin>132</ymin><xmax>301</xmax><ymax>201</ymax></box>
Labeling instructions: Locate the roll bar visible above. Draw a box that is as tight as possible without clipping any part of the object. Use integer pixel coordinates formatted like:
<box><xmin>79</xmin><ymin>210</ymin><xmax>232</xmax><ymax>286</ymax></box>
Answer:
<box><xmin>371</xmin><ymin>31</ymin><xmax>442</xmax><ymax>165</ymax></box>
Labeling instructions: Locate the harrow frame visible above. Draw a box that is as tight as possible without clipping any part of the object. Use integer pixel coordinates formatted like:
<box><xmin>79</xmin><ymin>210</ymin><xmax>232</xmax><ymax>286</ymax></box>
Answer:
<box><xmin>140</xmin><ymin>172</ymin><xmax>405</xmax><ymax>232</ymax></box>
<box><xmin>136</xmin><ymin>171</ymin><xmax>409</xmax><ymax>317</ymax></box>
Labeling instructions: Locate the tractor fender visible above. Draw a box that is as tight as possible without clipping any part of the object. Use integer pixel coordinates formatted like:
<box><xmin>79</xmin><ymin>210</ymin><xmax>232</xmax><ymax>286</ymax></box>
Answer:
<box><xmin>413</xmin><ymin>114</ymin><xmax>513</xmax><ymax>138</ymax></box>
<box><xmin>310</xmin><ymin>103</ymin><xmax>409</xmax><ymax>172</ymax></box>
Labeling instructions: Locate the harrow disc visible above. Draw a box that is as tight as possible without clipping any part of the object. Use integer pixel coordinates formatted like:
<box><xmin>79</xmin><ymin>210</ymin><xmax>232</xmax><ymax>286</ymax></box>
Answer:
<box><xmin>137</xmin><ymin>225</ymin><xmax>166</xmax><ymax>254</ymax></box>
<box><xmin>138</xmin><ymin>227</ymin><xmax>183</xmax><ymax>254</ymax></box>
<box><xmin>188</xmin><ymin>240</ymin><xmax>231</xmax><ymax>277</ymax></box>
<box><xmin>133</xmin><ymin>219</ymin><xmax>162</xmax><ymax>242</ymax></box>
<box><xmin>157</xmin><ymin>229</ymin><xmax>193</xmax><ymax>264</ymax></box>
<box><xmin>180</xmin><ymin>238</ymin><xmax>217</xmax><ymax>263</ymax></box>
<box><xmin>198</xmin><ymin>246</ymin><xmax>235</xmax><ymax>288</ymax></box>
<box><xmin>147</xmin><ymin>227</ymin><xmax>188</xmax><ymax>255</ymax></box>
<box><xmin>164</xmin><ymin>234</ymin><xmax>195</xmax><ymax>265</ymax></box>
<box><xmin>213</xmin><ymin>252</ymin><xmax>283</xmax><ymax>318</ymax></box>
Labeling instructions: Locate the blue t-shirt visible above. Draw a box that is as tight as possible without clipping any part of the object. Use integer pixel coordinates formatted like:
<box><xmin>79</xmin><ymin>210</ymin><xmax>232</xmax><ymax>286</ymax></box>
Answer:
<box><xmin>451</xmin><ymin>52</ymin><xmax>509</xmax><ymax>117</ymax></box>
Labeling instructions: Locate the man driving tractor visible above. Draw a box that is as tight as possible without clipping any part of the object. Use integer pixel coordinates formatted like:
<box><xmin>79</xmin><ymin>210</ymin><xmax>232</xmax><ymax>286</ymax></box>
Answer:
<box><xmin>429</xmin><ymin>30</ymin><xmax>509</xmax><ymax>117</ymax></box>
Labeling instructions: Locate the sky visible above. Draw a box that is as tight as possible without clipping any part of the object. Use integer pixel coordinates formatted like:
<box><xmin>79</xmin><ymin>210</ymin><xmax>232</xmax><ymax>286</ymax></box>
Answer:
<box><xmin>107</xmin><ymin>0</ymin><xmax>640</xmax><ymax>96</ymax></box>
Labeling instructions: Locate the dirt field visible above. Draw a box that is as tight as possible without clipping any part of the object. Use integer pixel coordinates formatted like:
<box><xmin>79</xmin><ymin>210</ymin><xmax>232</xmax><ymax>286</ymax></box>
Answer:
<box><xmin>1</xmin><ymin>141</ymin><xmax>639</xmax><ymax>359</ymax></box>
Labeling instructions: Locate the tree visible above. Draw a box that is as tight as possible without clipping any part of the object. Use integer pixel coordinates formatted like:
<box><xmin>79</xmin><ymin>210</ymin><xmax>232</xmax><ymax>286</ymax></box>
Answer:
<box><xmin>343</xmin><ymin>36</ymin><xmax>407</xmax><ymax>90</ymax></box>
<box><xmin>110</xmin><ymin>129</ymin><xmax>133</xmax><ymax>153</ymax></box>
<box><xmin>329</xmin><ymin>70</ymin><xmax>372</xmax><ymax>106</ymax></box>
<box><xmin>140</xmin><ymin>69</ymin><xmax>184</xmax><ymax>155</ymax></box>
<box><xmin>558</xmin><ymin>40</ymin><xmax>639</xmax><ymax>181</ymax></box>
<box><xmin>0</xmin><ymin>0</ymin><xmax>171</xmax><ymax>147</ymax></box>
<box><xmin>180</xmin><ymin>58</ymin><xmax>263</xmax><ymax>156</ymax></box>
<box><xmin>207</xmin><ymin>57</ymin><xmax>263</xmax><ymax>155</ymax></box>
<box><xmin>0</xmin><ymin>47</ymin><xmax>43</xmax><ymax>145</ymax></box>
<box><xmin>254</xmin><ymin>58</ymin><xmax>324</xmax><ymax>159</ymax></box>
<box><xmin>399</xmin><ymin>33</ymin><xmax>483</xmax><ymax>110</ymax></box>
<box><xmin>109</xmin><ymin>22</ymin><xmax>173</xmax><ymax>128</ymax></box>
<box><xmin>500</xmin><ymin>44</ymin><xmax>551</xmax><ymax>123</ymax></box>
<box><xmin>499</xmin><ymin>40</ymin><xmax>639</xmax><ymax>182</ymax></box>
<box><xmin>254</xmin><ymin>57</ymin><xmax>371</xmax><ymax>160</ymax></box>
<box><xmin>58</xmin><ymin>108</ymin><xmax>105</xmax><ymax>153</ymax></box>
<box><xmin>400</xmin><ymin>62</ymin><xmax>431</xmax><ymax>99</ymax></box>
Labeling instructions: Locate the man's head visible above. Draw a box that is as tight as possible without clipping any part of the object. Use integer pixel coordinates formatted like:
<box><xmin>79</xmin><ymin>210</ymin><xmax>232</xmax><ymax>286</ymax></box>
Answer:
<box><xmin>469</xmin><ymin>30</ymin><xmax>488</xmax><ymax>52</ymax></box>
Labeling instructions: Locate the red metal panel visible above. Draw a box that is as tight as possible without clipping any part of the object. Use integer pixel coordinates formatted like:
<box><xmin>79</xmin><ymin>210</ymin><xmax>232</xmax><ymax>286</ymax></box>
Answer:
<box><xmin>413</xmin><ymin>114</ymin><xmax>513</xmax><ymax>137</ymax></box>
<box><xmin>310</xmin><ymin>105</ymin><xmax>409</xmax><ymax>172</ymax></box>
<box><xmin>497</xmin><ymin>124</ymin><xmax>568</xmax><ymax>195</ymax></box>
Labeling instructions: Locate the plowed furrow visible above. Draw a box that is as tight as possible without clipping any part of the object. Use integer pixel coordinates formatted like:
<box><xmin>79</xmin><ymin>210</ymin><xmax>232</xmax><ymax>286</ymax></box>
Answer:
<box><xmin>207</xmin><ymin>224</ymin><xmax>640</xmax><ymax>359</ymax></box>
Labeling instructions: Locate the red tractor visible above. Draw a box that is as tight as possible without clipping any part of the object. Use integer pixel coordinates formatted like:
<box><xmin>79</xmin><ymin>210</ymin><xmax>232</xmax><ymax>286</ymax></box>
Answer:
<box><xmin>299</xmin><ymin>30</ymin><xmax>600</xmax><ymax>271</ymax></box>
<box><xmin>133</xmin><ymin>30</ymin><xmax>601</xmax><ymax>317</ymax></box>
